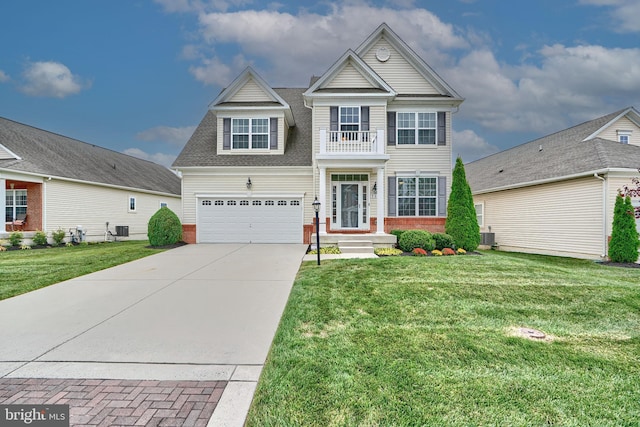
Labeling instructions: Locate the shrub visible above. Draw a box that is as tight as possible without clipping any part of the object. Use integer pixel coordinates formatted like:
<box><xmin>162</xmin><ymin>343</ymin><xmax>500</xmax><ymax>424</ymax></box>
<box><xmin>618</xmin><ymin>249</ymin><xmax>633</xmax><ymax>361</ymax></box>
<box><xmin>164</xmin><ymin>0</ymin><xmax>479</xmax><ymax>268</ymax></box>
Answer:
<box><xmin>398</xmin><ymin>230</ymin><xmax>436</xmax><ymax>252</ymax></box>
<box><xmin>443</xmin><ymin>248</ymin><xmax>456</xmax><ymax>256</ymax></box>
<box><xmin>308</xmin><ymin>246</ymin><xmax>341</xmax><ymax>255</ymax></box>
<box><xmin>457</xmin><ymin>248</ymin><xmax>467</xmax><ymax>255</ymax></box>
<box><xmin>9</xmin><ymin>232</ymin><xmax>23</xmax><ymax>247</ymax></box>
<box><xmin>445</xmin><ymin>157</ymin><xmax>480</xmax><ymax>251</ymax></box>
<box><xmin>33</xmin><ymin>230</ymin><xmax>48</xmax><ymax>246</ymax></box>
<box><xmin>412</xmin><ymin>248</ymin><xmax>427</xmax><ymax>256</ymax></box>
<box><xmin>608</xmin><ymin>194</ymin><xmax>640</xmax><ymax>263</ymax></box>
<box><xmin>431</xmin><ymin>249</ymin><xmax>443</xmax><ymax>256</ymax></box>
<box><xmin>374</xmin><ymin>247</ymin><xmax>403</xmax><ymax>256</ymax></box>
<box><xmin>433</xmin><ymin>233</ymin><xmax>455</xmax><ymax>250</ymax></box>
<box><xmin>51</xmin><ymin>228</ymin><xmax>66</xmax><ymax>246</ymax></box>
<box><xmin>390</xmin><ymin>230</ymin><xmax>406</xmax><ymax>244</ymax></box>
<box><xmin>148</xmin><ymin>207</ymin><xmax>183</xmax><ymax>246</ymax></box>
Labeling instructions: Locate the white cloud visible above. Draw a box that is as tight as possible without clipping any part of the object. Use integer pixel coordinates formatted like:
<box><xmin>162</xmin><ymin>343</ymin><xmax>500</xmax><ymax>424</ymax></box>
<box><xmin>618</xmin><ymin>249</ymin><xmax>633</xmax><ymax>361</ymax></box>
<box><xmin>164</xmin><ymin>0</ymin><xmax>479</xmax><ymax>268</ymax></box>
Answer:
<box><xmin>136</xmin><ymin>125</ymin><xmax>197</xmax><ymax>147</ymax></box>
<box><xmin>123</xmin><ymin>148</ymin><xmax>177</xmax><ymax>168</ymax></box>
<box><xmin>189</xmin><ymin>54</ymin><xmax>248</xmax><ymax>86</ymax></box>
<box><xmin>0</xmin><ymin>70</ymin><xmax>9</xmax><ymax>83</ymax></box>
<box><xmin>580</xmin><ymin>0</ymin><xmax>640</xmax><ymax>32</ymax></box>
<box><xmin>452</xmin><ymin>129</ymin><xmax>500</xmax><ymax>163</ymax></box>
<box><xmin>20</xmin><ymin>61</ymin><xmax>88</xmax><ymax>98</ymax></box>
<box><xmin>191</xmin><ymin>4</ymin><xmax>467</xmax><ymax>86</ymax></box>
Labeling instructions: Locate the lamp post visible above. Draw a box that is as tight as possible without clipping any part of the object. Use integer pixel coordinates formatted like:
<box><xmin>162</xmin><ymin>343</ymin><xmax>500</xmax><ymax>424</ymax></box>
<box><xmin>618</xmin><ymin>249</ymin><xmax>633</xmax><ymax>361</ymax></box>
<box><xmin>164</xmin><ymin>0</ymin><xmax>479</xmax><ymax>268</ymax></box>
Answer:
<box><xmin>312</xmin><ymin>197</ymin><xmax>321</xmax><ymax>265</ymax></box>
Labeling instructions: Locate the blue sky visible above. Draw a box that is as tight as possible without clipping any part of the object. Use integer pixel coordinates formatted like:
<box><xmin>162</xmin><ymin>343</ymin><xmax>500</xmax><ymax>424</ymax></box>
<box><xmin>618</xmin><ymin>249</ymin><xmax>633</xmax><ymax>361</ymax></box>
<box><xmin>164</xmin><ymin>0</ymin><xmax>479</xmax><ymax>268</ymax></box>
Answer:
<box><xmin>1</xmin><ymin>0</ymin><xmax>639</xmax><ymax>167</ymax></box>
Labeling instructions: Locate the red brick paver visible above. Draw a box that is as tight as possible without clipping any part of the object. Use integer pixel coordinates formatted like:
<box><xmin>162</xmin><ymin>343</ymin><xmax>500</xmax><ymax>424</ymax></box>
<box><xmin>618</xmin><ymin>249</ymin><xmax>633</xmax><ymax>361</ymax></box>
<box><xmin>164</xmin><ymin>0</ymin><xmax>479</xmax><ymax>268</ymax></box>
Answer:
<box><xmin>0</xmin><ymin>378</ymin><xmax>227</xmax><ymax>426</ymax></box>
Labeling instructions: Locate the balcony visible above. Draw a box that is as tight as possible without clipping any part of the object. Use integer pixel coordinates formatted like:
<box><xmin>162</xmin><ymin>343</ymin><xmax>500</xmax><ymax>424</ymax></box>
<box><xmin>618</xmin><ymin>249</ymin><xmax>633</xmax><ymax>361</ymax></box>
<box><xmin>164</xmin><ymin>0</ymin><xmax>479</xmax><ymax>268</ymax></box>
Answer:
<box><xmin>319</xmin><ymin>129</ymin><xmax>386</xmax><ymax>156</ymax></box>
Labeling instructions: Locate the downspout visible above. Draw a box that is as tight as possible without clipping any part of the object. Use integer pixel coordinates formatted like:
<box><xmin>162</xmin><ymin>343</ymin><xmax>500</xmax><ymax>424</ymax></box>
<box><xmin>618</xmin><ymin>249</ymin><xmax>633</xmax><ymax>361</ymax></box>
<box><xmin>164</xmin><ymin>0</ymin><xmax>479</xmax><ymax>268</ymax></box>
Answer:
<box><xmin>594</xmin><ymin>173</ymin><xmax>607</xmax><ymax>258</ymax></box>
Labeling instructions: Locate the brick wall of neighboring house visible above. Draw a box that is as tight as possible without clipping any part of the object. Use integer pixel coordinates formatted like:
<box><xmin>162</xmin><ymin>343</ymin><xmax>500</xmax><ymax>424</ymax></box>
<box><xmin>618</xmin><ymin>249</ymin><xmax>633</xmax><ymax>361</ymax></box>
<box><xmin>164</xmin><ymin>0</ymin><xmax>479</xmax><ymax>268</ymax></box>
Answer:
<box><xmin>182</xmin><ymin>224</ymin><xmax>196</xmax><ymax>244</ymax></box>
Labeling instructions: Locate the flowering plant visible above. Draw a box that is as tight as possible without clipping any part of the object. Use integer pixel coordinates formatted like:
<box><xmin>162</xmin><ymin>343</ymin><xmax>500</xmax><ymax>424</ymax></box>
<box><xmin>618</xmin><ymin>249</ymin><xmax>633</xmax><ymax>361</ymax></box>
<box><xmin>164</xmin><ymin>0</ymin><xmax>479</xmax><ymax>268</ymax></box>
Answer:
<box><xmin>431</xmin><ymin>249</ymin><xmax>443</xmax><ymax>256</ymax></box>
<box><xmin>457</xmin><ymin>248</ymin><xmax>467</xmax><ymax>255</ymax></box>
<box><xmin>412</xmin><ymin>248</ymin><xmax>427</xmax><ymax>256</ymax></box>
<box><xmin>443</xmin><ymin>248</ymin><xmax>456</xmax><ymax>256</ymax></box>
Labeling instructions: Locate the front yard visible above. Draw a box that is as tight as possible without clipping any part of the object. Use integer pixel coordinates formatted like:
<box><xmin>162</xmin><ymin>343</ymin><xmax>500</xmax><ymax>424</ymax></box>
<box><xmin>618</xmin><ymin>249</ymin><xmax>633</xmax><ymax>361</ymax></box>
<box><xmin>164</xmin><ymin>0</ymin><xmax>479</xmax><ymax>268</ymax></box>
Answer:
<box><xmin>247</xmin><ymin>252</ymin><xmax>640</xmax><ymax>426</ymax></box>
<box><xmin>0</xmin><ymin>241</ymin><xmax>166</xmax><ymax>300</ymax></box>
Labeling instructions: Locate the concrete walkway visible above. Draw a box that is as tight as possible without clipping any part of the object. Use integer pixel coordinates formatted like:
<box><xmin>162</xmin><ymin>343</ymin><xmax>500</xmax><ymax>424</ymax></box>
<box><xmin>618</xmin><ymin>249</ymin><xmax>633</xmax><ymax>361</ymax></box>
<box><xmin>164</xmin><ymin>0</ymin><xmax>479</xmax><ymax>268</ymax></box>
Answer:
<box><xmin>0</xmin><ymin>243</ymin><xmax>307</xmax><ymax>426</ymax></box>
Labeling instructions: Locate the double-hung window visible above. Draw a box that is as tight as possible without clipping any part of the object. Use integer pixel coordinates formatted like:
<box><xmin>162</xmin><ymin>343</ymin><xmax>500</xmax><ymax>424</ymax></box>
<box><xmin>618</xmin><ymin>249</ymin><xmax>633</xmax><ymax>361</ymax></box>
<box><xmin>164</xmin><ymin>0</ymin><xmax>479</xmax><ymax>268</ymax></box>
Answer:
<box><xmin>397</xmin><ymin>177</ymin><xmax>437</xmax><ymax>216</ymax></box>
<box><xmin>397</xmin><ymin>112</ymin><xmax>436</xmax><ymax>145</ymax></box>
<box><xmin>340</xmin><ymin>107</ymin><xmax>360</xmax><ymax>140</ymax></box>
<box><xmin>232</xmin><ymin>118</ymin><xmax>269</xmax><ymax>149</ymax></box>
<box><xmin>617</xmin><ymin>130</ymin><xmax>631</xmax><ymax>144</ymax></box>
<box><xmin>5</xmin><ymin>189</ymin><xmax>27</xmax><ymax>222</ymax></box>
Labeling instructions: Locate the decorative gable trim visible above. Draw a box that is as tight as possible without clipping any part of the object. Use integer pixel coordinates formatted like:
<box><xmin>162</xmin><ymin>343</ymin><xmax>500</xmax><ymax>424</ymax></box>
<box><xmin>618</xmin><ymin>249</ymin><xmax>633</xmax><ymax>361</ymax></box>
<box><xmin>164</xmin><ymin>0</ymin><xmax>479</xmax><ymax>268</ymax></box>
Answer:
<box><xmin>583</xmin><ymin>106</ymin><xmax>640</xmax><ymax>141</ymax></box>
<box><xmin>0</xmin><ymin>143</ymin><xmax>21</xmax><ymax>160</ymax></box>
<box><xmin>210</xmin><ymin>67</ymin><xmax>296</xmax><ymax>126</ymax></box>
<box><xmin>355</xmin><ymin>23</ymin><xmax>463</xmax><ymax>102</ymax></box>
<box><xmin>304</xmin><ymin>50</ymin><xmax>396</xmax><ymax>98</ymax></box>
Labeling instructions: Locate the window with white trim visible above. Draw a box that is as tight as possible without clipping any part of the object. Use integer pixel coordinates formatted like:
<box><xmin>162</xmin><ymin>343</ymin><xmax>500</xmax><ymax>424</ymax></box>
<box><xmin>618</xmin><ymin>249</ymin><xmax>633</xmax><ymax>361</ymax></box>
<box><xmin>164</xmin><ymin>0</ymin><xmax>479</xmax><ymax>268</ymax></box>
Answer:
<box><xmin>232</xmin><ymin>118</ymin><xmax>269</xmax><ymax>149</ymax></box>
<box><xmin>618</xmin><ymin>130</ymin><xmax>631</xmax><ymax>144</ymax></box>
<box><xmin>128</xmin><ymin>196</ymin><xmax>136</xmax><ymax>212</ymax></box>
<box><xmin>160</xmin><ymin>202</ymin><xmax>168</xmax><ymax>208</ymax></box>
<box><xmin>5</xmin><ymin>189</ymin><xmax>27</xmax><ymax>222</ymax></box>
<box><xmin>397</xmin><ymin>112</ymin><xmax>436</xmax><ymax>145</ymax></box>
<box><xmin>475</xmin><ymin>203</ymin><xmax>484</xmax><ymax>227</ymax></box>
<box><xmin>397</xmin><ymin>177</ymin><xmax>437</xmax><ymax>216</ymax></box>
<box><xmin>340</xmin><ymin>106</ymin><xmax>360</xmax><ymax>140</ymax></box>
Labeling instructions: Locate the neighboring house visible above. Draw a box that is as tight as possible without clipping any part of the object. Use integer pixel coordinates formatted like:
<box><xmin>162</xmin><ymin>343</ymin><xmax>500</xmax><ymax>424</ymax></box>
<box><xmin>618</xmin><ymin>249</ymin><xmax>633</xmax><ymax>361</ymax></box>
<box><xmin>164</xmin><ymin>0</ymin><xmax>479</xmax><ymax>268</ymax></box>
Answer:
<box><xmin>466</xmin><ymin>107</ymin><xmax>640</xmax><ymax>260</ymax></box>
<box><xmin>173</xmin><ymin>23</ymin><xmax>464</xmax><ymax>246</ymax></box>
<box><xmin>0</xmin><ymin>117</ymin><xmax>181</xmax><ymax>242</ymax></box>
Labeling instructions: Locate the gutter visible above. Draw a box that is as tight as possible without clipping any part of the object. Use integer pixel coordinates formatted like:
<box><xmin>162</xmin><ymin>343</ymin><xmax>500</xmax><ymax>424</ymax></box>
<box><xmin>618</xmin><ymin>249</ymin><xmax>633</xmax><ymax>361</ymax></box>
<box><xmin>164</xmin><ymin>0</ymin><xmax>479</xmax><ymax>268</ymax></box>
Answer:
<box><xmin>593</xmin><ymin>173</ymin><xmax>607</xmax><ymax>258</ymax></box>
<box><xmin>472</xmin><ymin>168</ymin><xmax>611</xmax><ymax>195</ymax></box>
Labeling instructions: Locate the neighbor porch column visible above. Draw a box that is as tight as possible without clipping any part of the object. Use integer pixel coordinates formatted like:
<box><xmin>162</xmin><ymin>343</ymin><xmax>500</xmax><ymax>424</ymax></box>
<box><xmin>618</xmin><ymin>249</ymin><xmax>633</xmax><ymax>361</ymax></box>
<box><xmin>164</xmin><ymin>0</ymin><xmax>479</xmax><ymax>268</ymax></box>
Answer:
<box><xmin>0</xmin><ymin>179</ymin><xmax>5</xmax><ymax>232</ymax></box>
<box><xmin>319</xmin><ymin>166</ymin><xmax>327</xmax><ymax>234</ymax></box>
<box><xmin>376</xmin><ymin>167</ymin><xmax>385</xmax><ymax>234</ymax></box>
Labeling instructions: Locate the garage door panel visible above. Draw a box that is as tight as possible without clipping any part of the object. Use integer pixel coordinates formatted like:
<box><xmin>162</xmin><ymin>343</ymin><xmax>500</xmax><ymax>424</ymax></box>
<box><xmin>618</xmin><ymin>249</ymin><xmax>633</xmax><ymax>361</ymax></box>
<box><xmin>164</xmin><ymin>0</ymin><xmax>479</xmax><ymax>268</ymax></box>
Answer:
<box><xmin>197</xmin><ymin>198</ymin><xmax>302</xmax><ymax>243</ymax></box>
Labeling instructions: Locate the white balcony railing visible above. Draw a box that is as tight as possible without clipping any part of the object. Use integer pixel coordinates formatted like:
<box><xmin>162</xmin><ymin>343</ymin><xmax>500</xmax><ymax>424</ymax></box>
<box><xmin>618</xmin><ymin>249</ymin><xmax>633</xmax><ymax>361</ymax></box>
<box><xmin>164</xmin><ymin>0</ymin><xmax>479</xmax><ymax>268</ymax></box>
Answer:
<box><xmin>319</xmin><ymin>129</ymin><xmax>385</xmax><ymax>155</ymax></box>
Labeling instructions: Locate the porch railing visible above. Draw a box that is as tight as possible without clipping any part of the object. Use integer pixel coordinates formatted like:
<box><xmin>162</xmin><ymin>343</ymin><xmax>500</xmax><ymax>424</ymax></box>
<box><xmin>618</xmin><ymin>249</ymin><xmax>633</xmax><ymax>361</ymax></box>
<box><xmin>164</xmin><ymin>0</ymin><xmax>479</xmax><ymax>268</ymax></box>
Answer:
<box><xmin>319</xmin><ymin>129</ymin><xmax>385</xmax><ymax>155</ymax></box>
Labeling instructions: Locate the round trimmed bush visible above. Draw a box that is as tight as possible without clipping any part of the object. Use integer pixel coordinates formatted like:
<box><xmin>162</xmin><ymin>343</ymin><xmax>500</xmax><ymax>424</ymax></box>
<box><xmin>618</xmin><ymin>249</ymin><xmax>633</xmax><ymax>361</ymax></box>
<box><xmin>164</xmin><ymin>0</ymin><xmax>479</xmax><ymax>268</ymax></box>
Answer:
<box><xmin>433</xmin><ymin>233</ymin><xmax>455</xmax><ymax>250</ymax></box>
<box><xmin>398</xmin><ymin>230</ymin><xmax>436</xmax><ymax>252</ymax></box>
<box><xmin>147</xmin><ymin>207</ymin><xmax>182</xmax><ymax>246</ymax></box>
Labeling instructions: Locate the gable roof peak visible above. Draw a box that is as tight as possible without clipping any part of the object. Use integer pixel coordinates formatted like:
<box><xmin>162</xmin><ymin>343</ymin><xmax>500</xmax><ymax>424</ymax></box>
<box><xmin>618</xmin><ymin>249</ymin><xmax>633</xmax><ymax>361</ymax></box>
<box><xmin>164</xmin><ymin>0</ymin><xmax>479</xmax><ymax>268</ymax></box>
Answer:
<box><xmin>355</xmin><ymin>23</ymin><xmax>463</xmax><ymax>100</ymax></box>
<box><xmin>583</xmin><ymin>106</ymin><xmax>640</xmax><ymax>141</ymax></box>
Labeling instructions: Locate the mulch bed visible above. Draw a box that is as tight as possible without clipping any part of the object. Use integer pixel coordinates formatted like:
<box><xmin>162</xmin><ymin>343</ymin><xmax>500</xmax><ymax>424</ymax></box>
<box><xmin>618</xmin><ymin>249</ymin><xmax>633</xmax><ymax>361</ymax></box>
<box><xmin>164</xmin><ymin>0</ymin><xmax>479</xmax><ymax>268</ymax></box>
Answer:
<box><xmin>598</xmin><ymin>261</ymin><xmax>640</xmax><ymax>269</ymax></box>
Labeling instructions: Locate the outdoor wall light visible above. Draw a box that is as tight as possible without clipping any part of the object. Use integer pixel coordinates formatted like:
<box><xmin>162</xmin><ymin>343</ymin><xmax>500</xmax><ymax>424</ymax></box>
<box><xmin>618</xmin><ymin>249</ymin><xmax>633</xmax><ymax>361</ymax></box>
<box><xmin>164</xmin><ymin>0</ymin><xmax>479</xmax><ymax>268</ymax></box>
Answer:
<box><xmin>372</xmin><ymin>182</ymin><xmax>377</xmax><ymax>196</ymax></box>
<box><xmin>246</xmin><ymin>177</ymin><xmax>252</xmax><ymax>190</ymax></box>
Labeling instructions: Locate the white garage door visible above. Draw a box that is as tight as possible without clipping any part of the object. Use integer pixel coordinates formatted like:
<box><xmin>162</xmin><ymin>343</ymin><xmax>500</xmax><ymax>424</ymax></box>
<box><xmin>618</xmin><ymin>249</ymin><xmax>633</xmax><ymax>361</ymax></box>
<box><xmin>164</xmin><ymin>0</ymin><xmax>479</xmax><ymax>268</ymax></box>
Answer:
<box><xmin>197</xmin><ymin>197</ymin><xmax>303</xmax><ymax>243</ymax></box>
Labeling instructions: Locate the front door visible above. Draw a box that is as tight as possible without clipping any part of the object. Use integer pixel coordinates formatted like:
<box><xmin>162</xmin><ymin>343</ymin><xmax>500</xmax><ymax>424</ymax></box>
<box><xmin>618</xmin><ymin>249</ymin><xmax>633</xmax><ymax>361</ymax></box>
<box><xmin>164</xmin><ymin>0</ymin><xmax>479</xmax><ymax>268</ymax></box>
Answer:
<box><xmin>338</xmin><ymin>183</ymin><xmax>368</xmax><ymax>229</ymax></box>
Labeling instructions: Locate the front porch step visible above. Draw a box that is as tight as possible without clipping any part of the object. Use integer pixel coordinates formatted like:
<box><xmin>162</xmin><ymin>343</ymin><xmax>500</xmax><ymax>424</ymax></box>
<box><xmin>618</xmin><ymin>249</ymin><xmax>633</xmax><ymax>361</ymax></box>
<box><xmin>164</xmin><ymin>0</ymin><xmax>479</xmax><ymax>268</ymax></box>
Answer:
<box><xmin>338</xmin><ymin>240</ymin><xmax>374</xmax><ymax>254</ymax></box>
<box><xmin>312</xmin><ymin>233</ymin><xmax>397</xmax><ymax>249</ymax></box>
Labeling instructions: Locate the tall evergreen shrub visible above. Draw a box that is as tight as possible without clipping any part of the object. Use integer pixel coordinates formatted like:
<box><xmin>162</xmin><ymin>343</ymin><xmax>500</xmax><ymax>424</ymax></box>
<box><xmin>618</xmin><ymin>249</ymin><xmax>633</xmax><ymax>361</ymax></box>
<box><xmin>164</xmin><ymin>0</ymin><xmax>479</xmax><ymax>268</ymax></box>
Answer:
<box><xmin>608</xmin><ymin>194</ymin><xmax>639</xmax><ymax>263</ymax></box>
<box><xmin>147</xmin><ymin>207</ymin><xmax>182</xmax><ymax>246</ymax></box>
<box><xmin>445</xmin><ymin>157</ymin><xmax>480</xmax><ymax>251</ymax></box>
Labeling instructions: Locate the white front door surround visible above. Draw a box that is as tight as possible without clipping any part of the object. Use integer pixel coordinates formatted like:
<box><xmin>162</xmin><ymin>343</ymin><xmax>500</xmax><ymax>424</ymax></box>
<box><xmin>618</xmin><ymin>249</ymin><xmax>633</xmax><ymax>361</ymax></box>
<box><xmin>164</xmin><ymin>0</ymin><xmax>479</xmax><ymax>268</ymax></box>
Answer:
<box><xmin>318</xmin><ymin>167</ymin><xmax>385</xmax><ymax>234</ymax></box>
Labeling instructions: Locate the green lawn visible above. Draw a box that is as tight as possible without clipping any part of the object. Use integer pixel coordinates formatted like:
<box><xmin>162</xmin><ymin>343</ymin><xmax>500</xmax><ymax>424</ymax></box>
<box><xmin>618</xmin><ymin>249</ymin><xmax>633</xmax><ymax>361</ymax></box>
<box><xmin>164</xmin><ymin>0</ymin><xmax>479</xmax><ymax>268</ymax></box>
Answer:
<box><xmin>0</xmin><ymin>241</ymin><xmax>166</xmax><ymax>300</ymax></box>
<box><xmin>247</xmin><ymin>251</ymin><xmax>640</xmax><ymax>426</ymax></box>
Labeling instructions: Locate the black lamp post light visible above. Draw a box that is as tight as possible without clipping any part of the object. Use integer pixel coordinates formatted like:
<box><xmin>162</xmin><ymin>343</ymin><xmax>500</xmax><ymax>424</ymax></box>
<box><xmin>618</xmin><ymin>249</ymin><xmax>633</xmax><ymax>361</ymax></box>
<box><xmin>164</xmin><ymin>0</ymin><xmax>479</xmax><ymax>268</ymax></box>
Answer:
<box><xmin>312</xmin><ymin>197</ymin><xmax>321</xmax><ymax>265</ymax></box>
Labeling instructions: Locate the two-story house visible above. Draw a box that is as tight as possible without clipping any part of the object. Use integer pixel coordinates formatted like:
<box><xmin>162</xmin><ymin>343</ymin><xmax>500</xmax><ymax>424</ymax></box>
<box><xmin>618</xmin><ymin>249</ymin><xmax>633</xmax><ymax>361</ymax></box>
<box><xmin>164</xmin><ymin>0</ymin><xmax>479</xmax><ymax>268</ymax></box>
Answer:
<box><xmin>173</xmin><ymin>23</ymin><xmax>464</xmax><ymax>247</ymax></box>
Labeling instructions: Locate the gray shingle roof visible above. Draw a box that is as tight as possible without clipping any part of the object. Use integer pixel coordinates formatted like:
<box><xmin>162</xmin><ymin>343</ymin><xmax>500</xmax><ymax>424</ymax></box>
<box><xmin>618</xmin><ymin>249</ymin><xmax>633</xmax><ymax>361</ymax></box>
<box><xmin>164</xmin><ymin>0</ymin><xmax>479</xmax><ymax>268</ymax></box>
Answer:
<box><xmin>0</xmin><ymin>117</ymin><xmax>181</xmax><ymax>195</ymax></box>
<box><xmin>172</xmin><ymin>88</ymin><xmax>312</xmax><ymax>167</ymax></box>
<box><xmin>466</xmin><ymin>108</ymin><xmax>640</xmax><ymax>194</ymax></box>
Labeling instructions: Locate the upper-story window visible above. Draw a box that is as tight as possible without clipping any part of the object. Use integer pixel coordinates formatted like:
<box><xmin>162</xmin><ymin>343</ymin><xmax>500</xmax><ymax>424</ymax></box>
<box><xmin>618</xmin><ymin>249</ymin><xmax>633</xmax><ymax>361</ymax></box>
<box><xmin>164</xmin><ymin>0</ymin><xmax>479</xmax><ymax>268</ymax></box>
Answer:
<box><xmin>617</xmin><ymin>130</ymin><xmax>631</xmax><ymax>144</ymax></box>
<box><xmin>232</xmin><ymin>118</ymin><xmax>269</xmax><ymax>149</ymax></box>
<box><xmin>397</xmin><ymin>112</ymin><xmax>436</xmax><ymax>145</ymax></box>
<box><xmin>340</xmin><ymin>107</ymin><xmax>360</xmax><ymax>140</ymax></box>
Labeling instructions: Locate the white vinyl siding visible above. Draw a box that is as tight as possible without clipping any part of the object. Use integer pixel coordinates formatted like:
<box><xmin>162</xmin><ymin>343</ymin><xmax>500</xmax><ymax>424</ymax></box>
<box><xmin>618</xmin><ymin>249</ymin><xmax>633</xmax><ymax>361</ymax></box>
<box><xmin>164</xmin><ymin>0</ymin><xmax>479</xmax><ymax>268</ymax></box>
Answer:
<box><xmin>44</xmin><ymin>180</ymin><xmax>180</xmax><ymax>241</ymax></box>
<box><xmin>597</xmin><ymin>116</ymin><xmax>640</xmax><ymax>147</ymax></box>
<box><xmin>180</xmin><ymin>169</ymin><xmax>313</xmax><ymax>225</ymax></box>
<box><xmin>474</xmin><ymin>177</ymin><xmax>604</xmax><ymax>259</ymax></box>
<box><xmin>229</xmin><ymin>78</ymin><xmax>273</xmax><ymax>102</ymax></box>
<box><xmin>326</xmin><ymin>62</ymin><xmax>377</xmax><ymax>89</ymax></box>
<box><xmin>361</xmin><ymin>38</ymin><xmax>439</xmax><ymax>95</ymax></box>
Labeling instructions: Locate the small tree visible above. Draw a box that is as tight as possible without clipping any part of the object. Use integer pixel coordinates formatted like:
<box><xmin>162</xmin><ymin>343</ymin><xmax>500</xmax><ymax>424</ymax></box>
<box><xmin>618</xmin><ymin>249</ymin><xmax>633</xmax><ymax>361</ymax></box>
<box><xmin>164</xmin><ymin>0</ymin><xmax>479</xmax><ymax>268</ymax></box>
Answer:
<box><xmin>608</xmin><ymin>193</ymin><xmax>639</xmax><ymax>263</ymax></box>
<box><xmin>445</xmin><ymin>157</ymin><xmax>480</xmax><ymax>251</ymax></box>
<box><xmin>147</xmin><ymin>207</ymin><xmax>183</xmax><ymax>246</ymax></box>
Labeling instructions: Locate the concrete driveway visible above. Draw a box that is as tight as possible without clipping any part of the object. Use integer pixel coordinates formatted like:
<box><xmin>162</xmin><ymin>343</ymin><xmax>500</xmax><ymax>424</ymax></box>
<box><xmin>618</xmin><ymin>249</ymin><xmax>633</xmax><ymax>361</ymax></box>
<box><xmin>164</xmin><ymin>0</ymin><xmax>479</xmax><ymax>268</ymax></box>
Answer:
<box><xmin>0</xmin><ymin>243</ymin><xmax>308</xmax><ymax>425</ymax></box>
